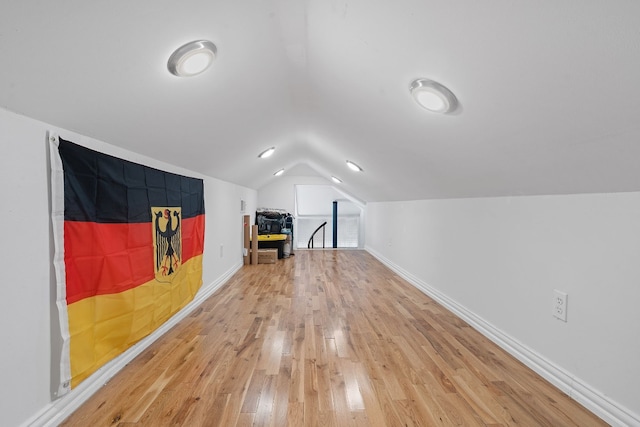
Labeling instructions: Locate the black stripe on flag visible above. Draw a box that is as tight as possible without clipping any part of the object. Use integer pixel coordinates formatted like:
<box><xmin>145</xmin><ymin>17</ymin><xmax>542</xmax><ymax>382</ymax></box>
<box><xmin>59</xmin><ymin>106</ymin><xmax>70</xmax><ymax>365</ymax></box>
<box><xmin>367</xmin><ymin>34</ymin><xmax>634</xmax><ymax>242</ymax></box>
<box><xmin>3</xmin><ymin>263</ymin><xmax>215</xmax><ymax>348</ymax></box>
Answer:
<box><xmin>59</xmin><ymin>138</ymin><xmax>204</xmax><ymax>223</ymax></box>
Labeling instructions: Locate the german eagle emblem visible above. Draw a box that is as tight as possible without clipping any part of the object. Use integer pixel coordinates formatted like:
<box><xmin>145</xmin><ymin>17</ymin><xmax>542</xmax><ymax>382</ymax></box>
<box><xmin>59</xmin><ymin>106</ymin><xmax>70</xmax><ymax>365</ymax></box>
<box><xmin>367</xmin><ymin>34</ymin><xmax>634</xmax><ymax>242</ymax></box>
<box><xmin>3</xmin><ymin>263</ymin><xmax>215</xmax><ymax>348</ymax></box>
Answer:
<box><xmin>152</xmin><ymin>207</ymin><xmax>182</xmax><ymax>282</ymax></box>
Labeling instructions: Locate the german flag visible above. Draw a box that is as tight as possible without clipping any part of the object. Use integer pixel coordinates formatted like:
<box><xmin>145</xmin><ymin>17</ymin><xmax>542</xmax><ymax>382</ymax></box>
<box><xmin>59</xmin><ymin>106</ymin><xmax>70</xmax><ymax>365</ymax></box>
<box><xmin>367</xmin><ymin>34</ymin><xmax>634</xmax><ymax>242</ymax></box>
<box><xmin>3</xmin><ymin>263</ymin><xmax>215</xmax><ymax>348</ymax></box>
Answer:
<box><xmin>51</xmin><ymin>137</ymin><xmax>205</xmax><ymax>390</ymax></box>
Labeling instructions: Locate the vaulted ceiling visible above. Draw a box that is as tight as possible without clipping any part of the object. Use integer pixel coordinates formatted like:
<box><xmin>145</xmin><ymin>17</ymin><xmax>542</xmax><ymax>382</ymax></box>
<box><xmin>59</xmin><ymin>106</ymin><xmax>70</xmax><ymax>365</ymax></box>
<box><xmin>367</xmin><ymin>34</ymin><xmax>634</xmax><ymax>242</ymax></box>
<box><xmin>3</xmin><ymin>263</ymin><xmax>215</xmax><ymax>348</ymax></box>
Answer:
<box><xmin>2</xmin><ymin>1</ymin><xmax>640</xmax><ymax>202</ymax></box>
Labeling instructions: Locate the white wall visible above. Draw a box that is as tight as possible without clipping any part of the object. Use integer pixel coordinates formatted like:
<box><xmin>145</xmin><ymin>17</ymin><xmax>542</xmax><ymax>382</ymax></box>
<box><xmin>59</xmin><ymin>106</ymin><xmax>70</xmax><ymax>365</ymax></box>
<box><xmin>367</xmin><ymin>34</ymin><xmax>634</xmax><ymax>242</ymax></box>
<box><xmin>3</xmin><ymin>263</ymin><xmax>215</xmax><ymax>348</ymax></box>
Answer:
<box><xmin>366</xmin><ymin>194</ymin><xmax>640</xmax><ymax>425</ymax></box>
<box><xmin>0</xmin><ymin>107</ymin><xmax>257</xmax><ymax>427</ymax></box>
<box><xmin>257</xmin><ymin>175</ymin><xmax>332</xmax><ymax>214</ymax></box>
<box><xmin>295</xmin><ymin>185</ymin><xmax>363</xmax><ymax>216</ymax></box>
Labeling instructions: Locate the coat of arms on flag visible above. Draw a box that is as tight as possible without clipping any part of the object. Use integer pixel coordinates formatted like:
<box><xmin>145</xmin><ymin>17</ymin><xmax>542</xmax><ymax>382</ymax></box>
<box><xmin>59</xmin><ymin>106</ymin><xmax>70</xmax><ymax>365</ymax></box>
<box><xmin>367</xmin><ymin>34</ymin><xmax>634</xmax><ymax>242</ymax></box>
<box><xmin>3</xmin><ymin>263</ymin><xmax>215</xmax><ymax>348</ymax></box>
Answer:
<box><xmin>50</xmin><ymin>135</ymin><xmax>205</xmax><ymax>393</ymax></box>
<box><xmin>152</xmin><ymin>207</ymin><xmax>182</xmax><ymax>281</ymax></box>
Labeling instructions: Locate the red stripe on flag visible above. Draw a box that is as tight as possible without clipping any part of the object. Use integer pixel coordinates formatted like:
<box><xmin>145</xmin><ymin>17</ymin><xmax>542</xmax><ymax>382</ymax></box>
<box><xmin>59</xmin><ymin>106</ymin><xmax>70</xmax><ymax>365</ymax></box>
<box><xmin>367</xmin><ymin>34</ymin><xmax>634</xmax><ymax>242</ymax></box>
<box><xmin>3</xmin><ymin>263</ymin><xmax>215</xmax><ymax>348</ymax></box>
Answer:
<box><xmin>64</xmin><ymin>215</ymin><xmax>205</xmax><ymax>304</ymax></box>
<box><xmin>182</xmin><ymin>214</ymin><xmax>205</xmax><ymax>261</ymax></box>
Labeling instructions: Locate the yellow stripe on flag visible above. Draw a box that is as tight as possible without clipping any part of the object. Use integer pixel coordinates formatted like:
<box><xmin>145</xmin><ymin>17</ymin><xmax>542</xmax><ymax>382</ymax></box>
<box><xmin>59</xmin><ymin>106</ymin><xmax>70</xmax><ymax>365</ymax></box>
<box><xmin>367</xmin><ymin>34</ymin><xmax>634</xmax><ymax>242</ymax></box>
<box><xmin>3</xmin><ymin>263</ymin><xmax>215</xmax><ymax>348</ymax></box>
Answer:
<box><xmin>67</xmin><ymin>254</ymin><xmax>203</xmax><ymax>387</ymax></box>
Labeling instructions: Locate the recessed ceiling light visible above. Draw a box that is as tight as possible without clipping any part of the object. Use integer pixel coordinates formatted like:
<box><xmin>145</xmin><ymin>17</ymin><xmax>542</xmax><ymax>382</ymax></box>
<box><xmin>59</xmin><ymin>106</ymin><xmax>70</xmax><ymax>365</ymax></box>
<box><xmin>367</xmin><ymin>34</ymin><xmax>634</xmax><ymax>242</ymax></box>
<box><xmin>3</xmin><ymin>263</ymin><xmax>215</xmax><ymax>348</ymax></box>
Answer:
<box><xmin>168</xmin><ymin>40</ymin><xmax>217</xmax><ymax>77</ymax></box>
<box><xmin>331</xmin><ymin>176</ymin><xmax>342</xmax><ymax>184</ymax></box>
<box><xmin>274</xmin><ymin>168</ymin><xmax>285</xmax><ymax>176</ymax></box>
<box><xmin>346</xmin><ymin>160</ymin><xmax>363</xmax><ymax>172</ymax></box>
<box><xmin>409</xmin><ymin>78</ymin><xmax>458</xmax><ymax>114</ymax></box>
<box><xmin>258</xmin><ymin>147</ymin><xmax>275</xmax><ymax>158</ymax></box>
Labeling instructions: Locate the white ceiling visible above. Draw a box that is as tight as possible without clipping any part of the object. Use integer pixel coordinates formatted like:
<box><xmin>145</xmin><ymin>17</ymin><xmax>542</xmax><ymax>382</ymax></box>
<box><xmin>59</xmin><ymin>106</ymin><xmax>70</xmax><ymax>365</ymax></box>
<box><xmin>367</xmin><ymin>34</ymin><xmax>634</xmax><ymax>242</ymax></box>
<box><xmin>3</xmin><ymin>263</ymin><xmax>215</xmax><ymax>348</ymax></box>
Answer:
<box><xmin>2</xmin><ymin>1</ymin><xmax>640</xmax><ymax>202</ymax></box>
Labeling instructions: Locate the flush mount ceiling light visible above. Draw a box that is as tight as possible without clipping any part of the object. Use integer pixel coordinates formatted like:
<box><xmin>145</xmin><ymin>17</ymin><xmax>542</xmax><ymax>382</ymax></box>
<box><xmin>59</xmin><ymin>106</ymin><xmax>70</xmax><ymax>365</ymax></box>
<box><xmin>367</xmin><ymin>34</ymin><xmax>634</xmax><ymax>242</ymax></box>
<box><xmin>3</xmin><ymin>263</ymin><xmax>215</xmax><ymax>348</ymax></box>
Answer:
<box><xmin>346</xmin><ymin>160</ymin><xmax>363</xmax><ymax>172</ymax></box>
<box><xmin>331</xmin><ymin>176</ymin><xmax>342</xmax><ymax>184</ymax></box>
<box><xmin>409</xmin><ymin>78</ymin><xmax>458</xmax><ymax>113</ymax></box>
<box><xmin>273</xmin><ymin>168</ymin><xmax>285</xmax><ymax>176</ymax></box>
<box><xmin>167</xmin><ymin>40</ymin><xmax>217</xmax><ymax>77</ymax></box>
<box><xmin>258</xmin><ymin>147</ymin><xmax>275</xmax><ymax>158</ymax></box>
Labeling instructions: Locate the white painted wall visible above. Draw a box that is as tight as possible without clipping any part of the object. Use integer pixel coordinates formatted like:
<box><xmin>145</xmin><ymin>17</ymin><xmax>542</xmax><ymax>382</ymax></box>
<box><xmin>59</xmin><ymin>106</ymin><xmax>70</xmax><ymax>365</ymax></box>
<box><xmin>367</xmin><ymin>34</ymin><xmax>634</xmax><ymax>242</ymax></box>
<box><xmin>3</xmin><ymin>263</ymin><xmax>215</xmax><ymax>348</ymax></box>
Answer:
<box><xmin>0</xmin><ymin>107</ymin><xmax>257</xmax><ymax>427</ymax></box>
<box><xmin>295</xmin><ymin>185</ymin><xmax>362</xmax><ymax>216</ymax></box>
<box><xmin>365</xmin><ymin>194</ymin><xmax>640</xmax><ymax>425</ymax></box>
<box><xmin>257</xmin><ymin>175</ymin><xmax>332</xmax><ymax>214</ymax></box>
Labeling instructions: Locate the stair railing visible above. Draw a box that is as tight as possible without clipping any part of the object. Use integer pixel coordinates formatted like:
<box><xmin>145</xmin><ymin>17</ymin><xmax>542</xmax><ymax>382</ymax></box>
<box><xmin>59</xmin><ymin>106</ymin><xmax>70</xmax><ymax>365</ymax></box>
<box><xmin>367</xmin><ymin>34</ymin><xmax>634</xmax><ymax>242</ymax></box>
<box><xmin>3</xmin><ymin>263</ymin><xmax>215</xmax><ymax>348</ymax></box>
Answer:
<box><xmin>307</xmin><ymin>221</ymin><xmax>327</xmax><ymax>249</ymax></box>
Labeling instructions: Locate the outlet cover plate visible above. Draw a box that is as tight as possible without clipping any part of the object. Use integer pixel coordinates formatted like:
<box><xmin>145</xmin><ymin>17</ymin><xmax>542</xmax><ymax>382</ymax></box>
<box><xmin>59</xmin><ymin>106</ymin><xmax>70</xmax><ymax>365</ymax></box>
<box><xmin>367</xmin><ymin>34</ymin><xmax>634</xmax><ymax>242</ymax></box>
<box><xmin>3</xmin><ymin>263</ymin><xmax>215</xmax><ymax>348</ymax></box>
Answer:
<box><xmin>553</xmin><ymin>289</ymin><xmax>568</xmax><ymax>322</ymax></box>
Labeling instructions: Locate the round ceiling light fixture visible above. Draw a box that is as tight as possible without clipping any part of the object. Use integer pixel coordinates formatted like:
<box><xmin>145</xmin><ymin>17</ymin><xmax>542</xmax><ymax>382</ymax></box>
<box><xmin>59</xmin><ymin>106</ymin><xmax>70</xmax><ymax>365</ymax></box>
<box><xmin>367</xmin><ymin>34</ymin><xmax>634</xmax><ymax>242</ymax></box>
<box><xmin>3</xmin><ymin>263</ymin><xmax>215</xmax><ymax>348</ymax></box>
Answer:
<box><xmin>168</xmin><ymin>40</ymin><xmax>217</xmax><ymax>77</ymax></box>
<box><xmin>273</xmin><ymin>168</ymin><xmax>285</xmax><ymax>176</ymax></box>
<box><xmin>331</xmin><ymin>176</ymin><xmax>343</xmax><ymax>184</ymax></box>
<box><xmin>409</xmin><ymin>78</ymin><xmax>458</xmax><ymax>113</ymax></box>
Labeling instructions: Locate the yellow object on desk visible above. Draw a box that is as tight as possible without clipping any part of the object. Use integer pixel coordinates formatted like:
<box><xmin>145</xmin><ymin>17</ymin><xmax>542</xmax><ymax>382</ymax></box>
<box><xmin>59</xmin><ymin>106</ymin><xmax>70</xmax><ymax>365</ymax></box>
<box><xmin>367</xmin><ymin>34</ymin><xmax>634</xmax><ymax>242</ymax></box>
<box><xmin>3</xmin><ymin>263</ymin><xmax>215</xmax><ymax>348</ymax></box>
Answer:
<box><xmin>257</xmin><ymin>234</ymin><xmax>287</xmax><ymax>241</ymax></box>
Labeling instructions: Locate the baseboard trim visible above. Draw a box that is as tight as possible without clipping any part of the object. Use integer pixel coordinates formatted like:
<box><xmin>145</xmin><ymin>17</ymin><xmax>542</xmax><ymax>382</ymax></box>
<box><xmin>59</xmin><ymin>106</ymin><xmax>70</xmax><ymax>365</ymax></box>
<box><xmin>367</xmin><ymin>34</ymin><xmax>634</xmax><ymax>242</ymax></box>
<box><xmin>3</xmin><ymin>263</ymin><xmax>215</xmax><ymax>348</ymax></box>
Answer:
<box><xmin>365</xmin><ymin>246</ymin><xmax>639</xmax><ymax>427</ymax></box>
<box><xmin>26</xmin><ymin>262</ymin><xmax>242</xmax><ymax>427</ymax></box>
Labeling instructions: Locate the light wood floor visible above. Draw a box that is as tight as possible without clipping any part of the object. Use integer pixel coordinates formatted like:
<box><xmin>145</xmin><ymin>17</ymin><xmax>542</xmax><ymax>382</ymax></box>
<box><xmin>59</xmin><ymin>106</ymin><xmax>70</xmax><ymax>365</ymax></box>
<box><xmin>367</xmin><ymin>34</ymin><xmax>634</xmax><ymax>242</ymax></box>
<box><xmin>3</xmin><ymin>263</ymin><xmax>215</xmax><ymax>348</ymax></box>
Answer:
<box><xmin>62</xmin><ymin>250</ymin><xmax>607</xmax><ymax>426</ymax></box>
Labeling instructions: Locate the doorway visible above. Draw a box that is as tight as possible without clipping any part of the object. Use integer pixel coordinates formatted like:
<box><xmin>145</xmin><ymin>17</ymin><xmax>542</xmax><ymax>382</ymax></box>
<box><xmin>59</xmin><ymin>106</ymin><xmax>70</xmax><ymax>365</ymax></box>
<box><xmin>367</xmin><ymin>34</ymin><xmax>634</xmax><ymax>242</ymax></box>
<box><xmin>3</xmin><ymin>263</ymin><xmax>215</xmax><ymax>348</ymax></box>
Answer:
<box><xmin>294</xmin><ymin>185</ymin><xmax>363</xmax><ymax>249</ymax></box>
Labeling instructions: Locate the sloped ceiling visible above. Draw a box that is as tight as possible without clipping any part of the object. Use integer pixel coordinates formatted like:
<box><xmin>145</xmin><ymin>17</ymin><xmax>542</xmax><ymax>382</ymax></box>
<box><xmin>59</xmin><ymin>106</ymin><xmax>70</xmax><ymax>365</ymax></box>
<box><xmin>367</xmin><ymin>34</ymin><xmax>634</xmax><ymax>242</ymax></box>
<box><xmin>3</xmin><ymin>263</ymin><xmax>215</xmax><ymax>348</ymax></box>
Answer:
<box><xmin>2</xmin><ymin>1</ymin><xmax>640</xmax><ymax>202</ymax></box>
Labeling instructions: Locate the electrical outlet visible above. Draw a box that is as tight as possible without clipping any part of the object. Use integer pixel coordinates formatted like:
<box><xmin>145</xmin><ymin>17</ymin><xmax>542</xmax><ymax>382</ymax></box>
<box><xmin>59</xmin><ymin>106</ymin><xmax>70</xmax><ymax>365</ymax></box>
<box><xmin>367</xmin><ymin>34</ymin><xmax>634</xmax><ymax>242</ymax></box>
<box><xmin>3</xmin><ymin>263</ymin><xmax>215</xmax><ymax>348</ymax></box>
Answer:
<box><xmin>553</xmin><ymin>290</ymin><xmax>568</xmax><ymax>322</ymax></box>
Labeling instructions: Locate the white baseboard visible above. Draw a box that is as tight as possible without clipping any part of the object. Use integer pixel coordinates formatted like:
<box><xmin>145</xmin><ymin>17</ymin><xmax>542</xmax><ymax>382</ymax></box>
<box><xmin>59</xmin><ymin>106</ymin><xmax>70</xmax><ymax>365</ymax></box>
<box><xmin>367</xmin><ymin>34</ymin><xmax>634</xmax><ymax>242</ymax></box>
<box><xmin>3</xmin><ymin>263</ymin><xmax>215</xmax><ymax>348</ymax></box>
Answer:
<box><xmin>25</xmin><ymin>262</ymin><xmax>242</xmax><ymax>427</ymax></box>
<box><xmin>365</xmin><ymin>246</ymin><xmax>639</xmax><ymax>427</ymax></box>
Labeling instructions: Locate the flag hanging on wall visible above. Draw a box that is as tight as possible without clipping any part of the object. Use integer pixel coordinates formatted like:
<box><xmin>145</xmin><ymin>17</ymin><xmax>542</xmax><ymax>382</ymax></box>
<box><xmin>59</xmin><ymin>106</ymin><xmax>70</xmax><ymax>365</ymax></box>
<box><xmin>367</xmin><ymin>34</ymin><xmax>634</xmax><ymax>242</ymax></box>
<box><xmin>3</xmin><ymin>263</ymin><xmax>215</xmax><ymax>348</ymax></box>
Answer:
<box><xmin>50</xmin><ymin>136</ymin><xmax>205</xmax><ymax>394</ymax></box>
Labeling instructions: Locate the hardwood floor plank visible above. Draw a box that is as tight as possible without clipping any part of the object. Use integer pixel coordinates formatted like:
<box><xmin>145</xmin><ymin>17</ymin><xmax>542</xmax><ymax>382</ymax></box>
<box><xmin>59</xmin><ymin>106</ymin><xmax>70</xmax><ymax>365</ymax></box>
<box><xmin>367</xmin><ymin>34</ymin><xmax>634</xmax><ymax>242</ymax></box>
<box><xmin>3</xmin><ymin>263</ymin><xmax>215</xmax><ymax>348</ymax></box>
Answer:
<box><xmin>253</xmin><ymin>374</ymin><xmax>277</xmax><ymax>427</ymax></box>
<box><xmin>303</xmin><ymin>359</ymin><xmax>320</xmax><ymax>427</ymax></box>
<box><xmin>202</xmin><ymin>392</ymin><xmax>231</xmax><ymax>427</ymax></box>
<box><xmin>241</xmin><ymin>369</ymin><xmax>266</xmax><ymax>414</ymax></box>
<box><xmin>62</xmin><ymin>250</ymin><xmax>607</xmax><ymax>427</ymax></box>
<box><xmin>340</xmin><ymin>359</ymin><xmax>366</xmax><ymax>412</ymax></box>
<box><xmin>236</xmin><ymin>412</ymin><xmax>255</xmax><ymax>427</ymax></box>
<box><xmin>328</xmin><ymin>343</ymin><xmax>354</xmax><ymax>427</ymax></box>
<box><xmin>271</xmin><ymin>356</ymin><xmax>292</xmax><ymax>427</ymax></box>
<box><xmin>286</xmin><ymin>401</ymin><xmax>304</xmax><ymax>427</ymax></box>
